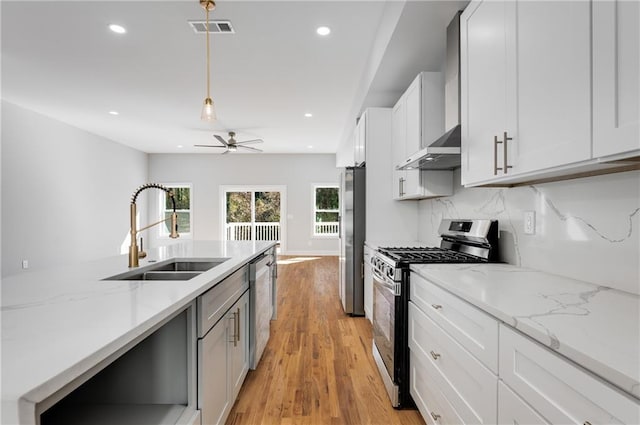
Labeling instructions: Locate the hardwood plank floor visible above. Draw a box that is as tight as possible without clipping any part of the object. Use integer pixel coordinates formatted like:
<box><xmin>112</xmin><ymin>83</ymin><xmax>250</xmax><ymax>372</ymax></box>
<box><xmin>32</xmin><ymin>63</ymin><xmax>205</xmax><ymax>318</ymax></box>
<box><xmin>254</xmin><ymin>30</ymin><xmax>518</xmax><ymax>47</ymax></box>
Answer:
<box><xmin>226</xmin><ymin>256</ymin><xmax>425</xmax><ymax>425</ymax></box>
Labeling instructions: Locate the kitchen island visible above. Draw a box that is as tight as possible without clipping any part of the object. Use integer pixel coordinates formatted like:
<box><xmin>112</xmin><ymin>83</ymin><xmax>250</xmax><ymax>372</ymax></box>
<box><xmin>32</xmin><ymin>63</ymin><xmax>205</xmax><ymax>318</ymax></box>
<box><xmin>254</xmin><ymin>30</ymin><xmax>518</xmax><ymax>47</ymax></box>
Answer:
<box><xmin>1</xmin><ymin>240</ymin><xmax>275</xmax><ymax>425</ymax></box>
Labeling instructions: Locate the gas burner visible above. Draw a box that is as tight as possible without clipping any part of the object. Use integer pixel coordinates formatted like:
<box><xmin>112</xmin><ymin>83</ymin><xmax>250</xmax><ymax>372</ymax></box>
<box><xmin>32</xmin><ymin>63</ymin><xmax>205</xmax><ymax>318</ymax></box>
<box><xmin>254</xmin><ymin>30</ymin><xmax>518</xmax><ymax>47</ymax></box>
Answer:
<box><xmin>377</xmin><ymin>246</ymin><xmax>485</xmax><ymax>264</ymax></box>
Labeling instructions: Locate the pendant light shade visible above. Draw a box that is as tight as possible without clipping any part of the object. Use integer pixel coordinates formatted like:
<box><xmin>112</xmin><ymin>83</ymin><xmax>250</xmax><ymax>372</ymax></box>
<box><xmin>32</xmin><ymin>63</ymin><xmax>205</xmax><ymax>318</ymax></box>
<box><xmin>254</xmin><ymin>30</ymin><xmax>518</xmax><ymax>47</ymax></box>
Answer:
<box><xmin>200</xmin><ymin>0</ymin><xmax>216</xmax><ymax>122</ymax></box>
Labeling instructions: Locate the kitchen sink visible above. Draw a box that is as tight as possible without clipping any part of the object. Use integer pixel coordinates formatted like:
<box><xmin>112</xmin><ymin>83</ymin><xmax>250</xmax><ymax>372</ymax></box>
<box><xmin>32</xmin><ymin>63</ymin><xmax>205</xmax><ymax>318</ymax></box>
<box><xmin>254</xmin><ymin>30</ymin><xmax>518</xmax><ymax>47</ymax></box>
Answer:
<box><xmin>103</xmin><ymin>258</ymin><xmax>229</xmax><ymax>281</ymax></box>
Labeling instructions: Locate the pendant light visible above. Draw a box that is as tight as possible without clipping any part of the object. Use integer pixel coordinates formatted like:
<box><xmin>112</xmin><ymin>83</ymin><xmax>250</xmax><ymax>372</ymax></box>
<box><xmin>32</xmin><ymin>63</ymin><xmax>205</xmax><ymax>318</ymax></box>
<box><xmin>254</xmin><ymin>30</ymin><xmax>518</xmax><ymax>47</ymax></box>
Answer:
<box><xmin>200</xmin><ymin>0</ymin><xmax>217</xmax><ymax>121</ymax></box>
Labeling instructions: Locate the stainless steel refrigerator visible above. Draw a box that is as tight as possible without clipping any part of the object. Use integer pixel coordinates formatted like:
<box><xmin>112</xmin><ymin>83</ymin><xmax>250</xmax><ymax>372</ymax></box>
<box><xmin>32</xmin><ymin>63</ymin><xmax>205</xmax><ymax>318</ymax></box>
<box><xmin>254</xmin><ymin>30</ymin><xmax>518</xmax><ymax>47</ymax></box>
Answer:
<box><xmin>338</xmin><ymin>166</ymin><xmax>365</xmax><ymax>316</ymax></box>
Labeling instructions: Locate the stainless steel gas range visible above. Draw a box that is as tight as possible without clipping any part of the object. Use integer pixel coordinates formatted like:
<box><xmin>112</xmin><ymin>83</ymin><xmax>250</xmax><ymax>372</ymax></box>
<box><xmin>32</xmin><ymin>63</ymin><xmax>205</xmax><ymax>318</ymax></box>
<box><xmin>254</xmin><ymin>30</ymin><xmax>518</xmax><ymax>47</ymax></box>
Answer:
<box><xmin>370</xmin><ymin>219</ymin><xmax>499</xmax><ymax>408</ymax></box>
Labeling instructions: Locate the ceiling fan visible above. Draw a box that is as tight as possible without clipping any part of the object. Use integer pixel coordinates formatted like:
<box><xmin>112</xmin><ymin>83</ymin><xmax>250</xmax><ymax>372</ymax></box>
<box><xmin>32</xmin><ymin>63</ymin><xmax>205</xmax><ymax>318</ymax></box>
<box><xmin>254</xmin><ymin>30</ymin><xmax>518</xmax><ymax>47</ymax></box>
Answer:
<box><xmin>195</xmin><ymin>131</ymin><xmax>264</xmax><ymax>154</ymax></box>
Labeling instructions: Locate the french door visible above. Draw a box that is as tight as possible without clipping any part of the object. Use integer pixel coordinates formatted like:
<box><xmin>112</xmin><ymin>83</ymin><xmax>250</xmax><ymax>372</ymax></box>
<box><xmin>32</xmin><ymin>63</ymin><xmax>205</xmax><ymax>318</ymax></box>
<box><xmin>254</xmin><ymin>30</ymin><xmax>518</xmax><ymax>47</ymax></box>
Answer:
<box><xmin>221</xmin><ymin>186</ymin><xmax>286</xmax><ymax>251</ymax></box>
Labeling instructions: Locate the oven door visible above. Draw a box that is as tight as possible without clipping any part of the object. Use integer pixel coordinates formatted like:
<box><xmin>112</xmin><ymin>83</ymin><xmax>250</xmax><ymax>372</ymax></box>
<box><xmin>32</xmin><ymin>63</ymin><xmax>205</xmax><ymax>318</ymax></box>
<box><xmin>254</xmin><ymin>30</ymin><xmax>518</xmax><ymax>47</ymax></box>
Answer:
<box><xmin>372</xmin><ymin>267</ymin><xmax>397</xmax><ymax>386</ymax></box>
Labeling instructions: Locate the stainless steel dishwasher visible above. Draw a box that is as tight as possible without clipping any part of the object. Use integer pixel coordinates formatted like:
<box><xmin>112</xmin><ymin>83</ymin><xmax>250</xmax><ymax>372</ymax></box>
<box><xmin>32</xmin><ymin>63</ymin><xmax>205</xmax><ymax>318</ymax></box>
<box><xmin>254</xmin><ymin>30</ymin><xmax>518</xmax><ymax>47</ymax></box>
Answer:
<box><xmin>249</xmin><ymin>249</ymin><xmax>274</xmax><ymax>369</ymax></box>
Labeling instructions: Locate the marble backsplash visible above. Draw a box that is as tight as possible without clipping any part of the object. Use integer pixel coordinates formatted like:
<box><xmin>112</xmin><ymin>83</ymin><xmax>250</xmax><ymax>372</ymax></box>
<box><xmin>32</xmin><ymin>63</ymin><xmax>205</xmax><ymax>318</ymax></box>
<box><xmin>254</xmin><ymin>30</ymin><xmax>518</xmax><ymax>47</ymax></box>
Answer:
<box><xmin>417</xmin><ymin>170</ymin><xmax>640</xmax><ymax>295</ymax></box>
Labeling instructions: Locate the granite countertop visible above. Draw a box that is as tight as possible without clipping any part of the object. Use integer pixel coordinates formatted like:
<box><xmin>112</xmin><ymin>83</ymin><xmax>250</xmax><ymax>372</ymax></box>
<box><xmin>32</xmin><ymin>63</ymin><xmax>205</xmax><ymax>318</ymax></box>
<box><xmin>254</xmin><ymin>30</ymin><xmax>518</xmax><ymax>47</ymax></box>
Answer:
<box><xmin>410</xmin><ymin>263</ymin><xmax>640</xmax><ymax>400</ymax></box>
<box><xmin>1</xmin><ymin>240</ymin><xmax>275</xmax><ymax>424</ymax></box>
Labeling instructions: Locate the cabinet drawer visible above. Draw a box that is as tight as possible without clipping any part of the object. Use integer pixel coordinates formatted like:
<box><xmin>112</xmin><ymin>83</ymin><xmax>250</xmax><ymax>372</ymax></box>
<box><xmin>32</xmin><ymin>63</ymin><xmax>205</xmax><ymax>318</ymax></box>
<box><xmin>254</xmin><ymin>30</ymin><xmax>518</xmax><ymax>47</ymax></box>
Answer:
<box><xmin>410</xmin><ymin>272</ymin><xmax>499</xmax><ymax>372</ymax></box>
<box><xmin>197</xmin><ymin>267</ymin><xmax>248</xmax><ymax>338</ymax></box>
<box><xmin>409</xmin><ymin>301</ymin><xmax>498</xmax><ymax>424</ymax></box>
<box><xmin>410</xmin><ymin>350</ymin><xmax>466</xmax><ymax>425</ymax></box>
<box><xmin>499</xmin><ymin>325</ymin><xmax>640</xmax><ymax>425</ymax></box>
<box><xmin>498</xmin><ymin>381</ymin><xmax>549</xmax><ymax>425</ymax></box>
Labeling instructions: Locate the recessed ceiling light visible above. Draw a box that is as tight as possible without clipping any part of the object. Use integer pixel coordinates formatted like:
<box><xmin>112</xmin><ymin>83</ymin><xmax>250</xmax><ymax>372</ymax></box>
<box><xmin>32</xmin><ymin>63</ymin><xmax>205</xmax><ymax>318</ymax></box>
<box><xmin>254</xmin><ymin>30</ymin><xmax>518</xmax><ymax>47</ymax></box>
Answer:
<box><xmin>304</xmin><ymin>113</ymin><xmax>313</xmax><ymax>118</ymax></box>
<box><xmin>109</xmin><ymin>24</ymin><xmax>126</xmax><ymax>34</ymax></box>
<box><xmin>108</xmin><ymin>111</ymin><xmax>119</xmax><ymax>116</ymax></box>
<box><xmin>177</xmin><ymin>145</ymin><xmax>184</xmax><ymax>148</ymax></box>
<box><xmin>316</xmin><ymin>26</ymin><xmax>331</xmax><ymax>36</ymax></box>
<box><xmin>307</xmin><ymin>145</ymin><xmax>314</xmax><ymax>149</ymax></box>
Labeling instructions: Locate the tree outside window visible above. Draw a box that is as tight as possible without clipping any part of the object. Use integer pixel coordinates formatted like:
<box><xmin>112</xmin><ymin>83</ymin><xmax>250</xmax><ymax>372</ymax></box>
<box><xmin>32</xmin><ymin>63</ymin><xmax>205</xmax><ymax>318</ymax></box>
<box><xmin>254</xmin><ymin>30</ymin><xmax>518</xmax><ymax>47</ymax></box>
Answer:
<box><xmin>313</xmin><ymin>185</ymin><xmax>339</xmax><ymax>237</ymax></box>
<box><xmin>161</xmin><ymin>185</ymin><xmax>191</xmax><ymax>236</ymax></box>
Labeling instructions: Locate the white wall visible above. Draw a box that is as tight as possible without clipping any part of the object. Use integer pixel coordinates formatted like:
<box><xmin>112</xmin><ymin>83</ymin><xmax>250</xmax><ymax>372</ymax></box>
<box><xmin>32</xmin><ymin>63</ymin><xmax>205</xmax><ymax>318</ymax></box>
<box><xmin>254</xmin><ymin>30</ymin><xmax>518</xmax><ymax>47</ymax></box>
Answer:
<box><xmin>417</xmin><ymin>169</ymin><xmax>640</xmax><ymax>294</ymax></box>
<box><xmin>1</xmin><ymin>101</ymin><xmax>148</xmax><ymax>277</ymax></box>
<box><xmin>147</xmin><ymin>153</ymin><xmax>340</xmax><ymax>255</ymax></box>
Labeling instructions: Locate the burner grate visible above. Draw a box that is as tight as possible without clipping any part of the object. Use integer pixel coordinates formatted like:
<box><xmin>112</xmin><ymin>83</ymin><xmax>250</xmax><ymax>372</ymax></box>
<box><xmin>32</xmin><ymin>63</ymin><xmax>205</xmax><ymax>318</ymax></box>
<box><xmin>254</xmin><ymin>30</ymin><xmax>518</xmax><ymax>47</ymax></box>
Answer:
<box><xmin>377</xmin><ymin>246</ymin><xmax>484</xmax><ymax>264</ymax></box>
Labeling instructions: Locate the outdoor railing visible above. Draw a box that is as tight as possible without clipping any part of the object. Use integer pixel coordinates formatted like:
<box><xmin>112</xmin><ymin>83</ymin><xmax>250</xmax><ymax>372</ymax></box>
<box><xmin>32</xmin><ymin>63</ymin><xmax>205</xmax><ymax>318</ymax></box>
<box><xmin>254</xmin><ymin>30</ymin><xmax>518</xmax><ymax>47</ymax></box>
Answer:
<box><xmin>226</xmin><ymin>222</ymin><xmax>280</xmax><ymax>241</ymax></box>
<box><xmin>314</xmin><ymin>222</ymin><xmax>339</xmax><ymax>236</ymax></box>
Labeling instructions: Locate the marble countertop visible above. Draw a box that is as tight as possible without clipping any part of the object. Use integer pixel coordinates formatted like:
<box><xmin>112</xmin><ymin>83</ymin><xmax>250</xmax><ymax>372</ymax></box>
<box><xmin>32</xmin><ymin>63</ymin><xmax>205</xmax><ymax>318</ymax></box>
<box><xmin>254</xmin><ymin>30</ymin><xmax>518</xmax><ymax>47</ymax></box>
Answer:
<box><xmin>1</xmin><ymin>240</ymin><xmax>275</xmax><ymax>424</ymax></box>
<box><xmin>410</xmin><ymin>263</ymin><xmax>640</xmax><ymax>400</ymax></box>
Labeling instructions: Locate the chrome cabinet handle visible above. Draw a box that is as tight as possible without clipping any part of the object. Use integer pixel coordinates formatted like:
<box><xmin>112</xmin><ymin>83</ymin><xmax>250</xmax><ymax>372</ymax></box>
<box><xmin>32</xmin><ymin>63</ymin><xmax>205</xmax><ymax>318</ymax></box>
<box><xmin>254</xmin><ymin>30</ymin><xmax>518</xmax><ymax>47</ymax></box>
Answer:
<box><xmin>236</xmin><ymin>307</ymin><xmax>241</xmax><ymax>344</ymax></box>
<box><xmin>494</xmin><ymin>132</ymin><xmax>513</xmax><ymax>175</ymax></box>
<box><xmin>503</xmin><ymin>131</ymin><xmax>513</xmax><ymax>174</ymax></box>
<box><xmin>431</xmin><ymin>412</ymin><xmax>441</xmax><ymax>421</ymax></box>
<box><xmin>430</xmin><ymin>350</ymin><xmax>441</xmax><ymax>360</ymax></box>
<box><xmin>431</xmin><ymin>304</ymin><xmax>442</xmax><ymax>310</ymax></box>
<box><xmin>494</xmin><ymin>135</ymin><xmax>501</xmax><ymax>175</ymax></box>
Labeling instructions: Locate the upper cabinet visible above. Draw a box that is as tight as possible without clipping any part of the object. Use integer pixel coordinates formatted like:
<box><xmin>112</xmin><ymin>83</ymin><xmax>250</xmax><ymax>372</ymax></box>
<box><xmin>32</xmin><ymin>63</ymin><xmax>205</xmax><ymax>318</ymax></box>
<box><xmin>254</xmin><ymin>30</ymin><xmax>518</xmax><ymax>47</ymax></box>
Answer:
<box><xmin>592</xmin><ymin>0</ymin><xmax>640</xmax><ymax>158</ymax></box>
<box><xmin>461</xmin><ymin>0</ymin><xmax>639</xmax><ymax>187</ymax></box>
<box><xmin>392</xmin><ymin>72</ymin><xmax>453</xmax><ymax>200</ymax></box>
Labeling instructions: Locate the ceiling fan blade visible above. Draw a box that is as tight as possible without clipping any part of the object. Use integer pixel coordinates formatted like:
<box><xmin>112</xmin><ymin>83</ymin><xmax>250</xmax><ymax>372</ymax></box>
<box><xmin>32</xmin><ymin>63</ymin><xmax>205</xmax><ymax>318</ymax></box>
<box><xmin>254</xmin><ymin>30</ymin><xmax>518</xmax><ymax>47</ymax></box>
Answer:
<box><xmin>238</xmin><ymin>145</ymin><xmax>263</xmax><ymax>152</ymax></box>
<box><xmin>221</xmin><ymin>150</ymin><xmax>231</xmax><ymax>155</ymax></box>
<box><xmin>214</xmin><ymin>135</ymin><xmax>229</xmax><ymax>146</ymax></box>
<box><xmin>235</xmin><ymin>139</ymin><xmax>264</xmax><ymax>145</ymax></box>
<box><xmin>194</xmin><ymin>144</ymin><xmax>226</xmax><ymax>148</ymax></box>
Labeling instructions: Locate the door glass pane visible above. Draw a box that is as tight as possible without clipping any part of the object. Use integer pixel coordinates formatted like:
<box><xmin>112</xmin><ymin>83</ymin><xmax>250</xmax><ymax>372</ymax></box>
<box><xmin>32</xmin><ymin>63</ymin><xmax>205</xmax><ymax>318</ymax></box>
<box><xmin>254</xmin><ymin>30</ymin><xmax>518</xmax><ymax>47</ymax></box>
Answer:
<box><xmin>226</xmin><ymin>192</ymin><xmax>252</xmax><ymax>241</ymax></box>
<box><xmin>255</xmin><ymin>192</ymin><xmax>280</xmax><ymax>241</ymax></box>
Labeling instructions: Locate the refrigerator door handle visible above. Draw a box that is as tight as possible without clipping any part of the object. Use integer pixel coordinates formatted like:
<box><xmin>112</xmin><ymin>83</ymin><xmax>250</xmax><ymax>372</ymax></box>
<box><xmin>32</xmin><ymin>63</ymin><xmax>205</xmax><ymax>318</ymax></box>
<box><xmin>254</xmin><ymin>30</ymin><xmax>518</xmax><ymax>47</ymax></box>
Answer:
<box><xmin>338</xmin><ymin>214</ymin><xmax>342</xmax><ymax>239</ymax></box>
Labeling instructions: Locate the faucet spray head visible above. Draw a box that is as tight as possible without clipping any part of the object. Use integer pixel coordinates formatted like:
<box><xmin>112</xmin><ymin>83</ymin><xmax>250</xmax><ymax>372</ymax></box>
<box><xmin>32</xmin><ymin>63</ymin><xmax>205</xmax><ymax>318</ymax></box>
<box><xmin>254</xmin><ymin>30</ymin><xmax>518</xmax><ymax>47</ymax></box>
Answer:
<box><xmin>170</xmin><ymin>212</ymin><xmax>180</xmax><ymax>239</ymax></box>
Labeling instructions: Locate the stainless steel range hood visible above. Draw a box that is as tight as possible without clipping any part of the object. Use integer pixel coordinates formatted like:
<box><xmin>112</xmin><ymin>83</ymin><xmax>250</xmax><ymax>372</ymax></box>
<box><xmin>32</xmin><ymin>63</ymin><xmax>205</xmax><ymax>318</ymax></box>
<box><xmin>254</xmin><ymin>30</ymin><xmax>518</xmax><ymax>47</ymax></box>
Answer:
<box><xmin>398</xmin><ymin>11</ymin><xmax>462</xmax><ymax>171</ymax></box>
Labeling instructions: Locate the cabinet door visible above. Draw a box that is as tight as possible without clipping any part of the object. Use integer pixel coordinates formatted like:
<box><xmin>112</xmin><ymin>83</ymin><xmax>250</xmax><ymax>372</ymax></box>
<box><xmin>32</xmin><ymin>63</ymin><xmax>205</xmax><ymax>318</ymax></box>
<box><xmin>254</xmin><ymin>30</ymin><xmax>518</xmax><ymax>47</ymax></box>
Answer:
<box><xmin>363</xmin><ymin>246</ymin><xmax>373</xmax><ymax>323</ymax></box>
<box><xmin>199</xmin><ymin>320</ymin><xmax>230</xmax><ymax>425</ymax></box>
<box><xmin>513</xmin><ymin>0</ymin><xmax>591</xmax><ymax>173</ymax></box>
<box><xmin>499</xmin><ymin>325</ymin><xmax>640</xmax><ymax>425</ymax></box>
<box><xmin>461</xmin><ymin>0</ymin><xmax>510</xmax><ymax>185</ymax></box>
<box><xmin>403</xmin><ymin>77</ymin><xmax>422</xmax><ymax>197</ymax></box>
<box><xmin>392</xmin><ymin>98</ymin><xmax>407</xmax><ymax>199</ymax></box>
<box><xmin>355</xmin><ymin>112</ymin><xmax>367</xmax><ymax>166</ymax></box>
<box><xmin>229</xmin><ymin>291</ymin><xmax>250</xmax><ymax>402</ymax></box>
<box><xmin>593</xmin><ymin>0</ymin><xmax>640</xmax><ymax>158</ymax></box>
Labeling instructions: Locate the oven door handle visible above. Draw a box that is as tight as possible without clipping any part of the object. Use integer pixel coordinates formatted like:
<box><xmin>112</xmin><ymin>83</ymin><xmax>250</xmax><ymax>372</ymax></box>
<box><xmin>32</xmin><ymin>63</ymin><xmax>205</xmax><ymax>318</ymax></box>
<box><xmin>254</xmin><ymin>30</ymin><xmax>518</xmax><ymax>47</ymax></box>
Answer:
<box><xmin>372</xmin><ymin>270</ymin><xmax>401</xmax><ymax>297</ymax></box>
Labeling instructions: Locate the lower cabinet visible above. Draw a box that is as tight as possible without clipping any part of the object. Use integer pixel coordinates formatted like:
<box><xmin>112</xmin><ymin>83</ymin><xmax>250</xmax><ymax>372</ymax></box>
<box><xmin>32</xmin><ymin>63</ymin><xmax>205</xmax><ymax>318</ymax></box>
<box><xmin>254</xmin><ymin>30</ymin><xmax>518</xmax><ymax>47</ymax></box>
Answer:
<box><xmin>499</xmin><ymin>325</ymin><xmax>639</xmax><ymax>425</ymax></box>
<box><xmin>199</xmin><ymin>290</ymin><xmax>250</xmax><ymax>425</ymax></box>
<box><xmin>408</xmin><ymin>300</ymin><xmax>498</xmax><ymax>424</ymax></box>
<box><xmin>409</xmin><ymin>273</ymin><xmax>640</xmax><ymax>425</ymax></box>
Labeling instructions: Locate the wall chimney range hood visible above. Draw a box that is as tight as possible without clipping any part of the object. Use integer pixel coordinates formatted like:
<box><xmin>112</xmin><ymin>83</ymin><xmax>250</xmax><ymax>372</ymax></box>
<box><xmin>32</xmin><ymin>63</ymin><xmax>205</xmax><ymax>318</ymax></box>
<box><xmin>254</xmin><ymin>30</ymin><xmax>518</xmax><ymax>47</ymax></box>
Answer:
<box><xmin>398</xmin><ymin>11</ymin><xmax>462</xmax><ymax>171</ymax></box>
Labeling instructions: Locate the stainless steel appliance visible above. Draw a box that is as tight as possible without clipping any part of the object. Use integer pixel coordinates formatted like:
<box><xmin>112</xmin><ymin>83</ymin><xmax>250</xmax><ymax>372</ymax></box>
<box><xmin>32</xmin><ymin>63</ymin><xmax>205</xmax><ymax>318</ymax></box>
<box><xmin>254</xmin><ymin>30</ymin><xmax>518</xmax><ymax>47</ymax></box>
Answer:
<box><xmin>338</xmin><ymin>166</ymin><xmax>366</xmax><ymax>316</ymax></box>
<box><xmin>371</xmin><ymin>219</ymin><xmax>499</xmax><ymax>407</ymax></box>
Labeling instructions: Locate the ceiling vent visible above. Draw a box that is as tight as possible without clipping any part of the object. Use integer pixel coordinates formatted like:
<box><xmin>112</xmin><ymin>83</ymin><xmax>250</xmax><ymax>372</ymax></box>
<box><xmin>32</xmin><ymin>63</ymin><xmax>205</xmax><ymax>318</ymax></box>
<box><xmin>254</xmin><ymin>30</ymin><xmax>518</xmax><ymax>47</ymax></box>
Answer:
<box><xmin>188</xmin><ymin>20</ymin><xmax>235</xmax><ymax>34</ymax></box>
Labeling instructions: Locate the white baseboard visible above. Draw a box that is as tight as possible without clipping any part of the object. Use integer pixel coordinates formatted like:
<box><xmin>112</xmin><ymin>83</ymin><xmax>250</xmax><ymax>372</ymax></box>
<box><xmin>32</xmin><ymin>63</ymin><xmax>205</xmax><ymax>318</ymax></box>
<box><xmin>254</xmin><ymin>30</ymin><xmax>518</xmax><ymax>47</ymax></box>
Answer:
<box><xmin>278</xmin><ymin>250</ymin><xmax>339</xmax><ymax>257</ymax></box>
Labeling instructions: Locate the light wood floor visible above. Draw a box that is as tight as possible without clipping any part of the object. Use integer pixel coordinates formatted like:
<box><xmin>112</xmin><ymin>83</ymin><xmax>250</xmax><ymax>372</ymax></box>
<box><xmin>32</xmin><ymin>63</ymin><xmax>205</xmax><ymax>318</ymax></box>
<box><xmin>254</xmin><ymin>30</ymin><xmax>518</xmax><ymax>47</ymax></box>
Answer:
<box><xmin>226</xmin><ymin>256</ymin><xmax>425</xmax><ymax>425</ymax></box>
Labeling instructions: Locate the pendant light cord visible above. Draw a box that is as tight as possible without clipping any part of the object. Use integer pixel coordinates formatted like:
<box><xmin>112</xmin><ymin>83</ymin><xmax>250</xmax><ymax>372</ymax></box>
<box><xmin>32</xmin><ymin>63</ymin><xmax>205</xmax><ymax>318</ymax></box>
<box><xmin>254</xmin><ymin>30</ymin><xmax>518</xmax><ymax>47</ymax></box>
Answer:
<box><xmin>206</xmin><ymin>5</ymin><xmax>211</xmax><ymax>98</ymax></box>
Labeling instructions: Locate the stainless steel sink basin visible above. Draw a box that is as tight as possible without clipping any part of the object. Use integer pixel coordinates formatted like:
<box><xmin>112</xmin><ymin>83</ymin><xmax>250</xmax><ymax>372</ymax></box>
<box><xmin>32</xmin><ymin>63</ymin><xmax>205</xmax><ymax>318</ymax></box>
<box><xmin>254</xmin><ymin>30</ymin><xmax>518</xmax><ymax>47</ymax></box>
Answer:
<box><xmin>116</xmin><ymin>271</ymin><xmax>203</xmax><ymax>281</ymax></box>
<box><xmin>103</xmin><ymin>258</ymin><xmax>229</xmax><ymax>281</ymax></box>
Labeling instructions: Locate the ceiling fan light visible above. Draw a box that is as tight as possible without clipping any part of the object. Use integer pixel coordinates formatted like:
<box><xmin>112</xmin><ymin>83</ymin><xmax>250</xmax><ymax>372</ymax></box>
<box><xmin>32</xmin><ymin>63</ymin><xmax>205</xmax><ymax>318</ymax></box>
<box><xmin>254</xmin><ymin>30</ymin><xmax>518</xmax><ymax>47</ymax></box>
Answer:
<box><xmin>201</xmin><ymin>97</ymin><xmax>216</xmax><ymax>121</ymax></box>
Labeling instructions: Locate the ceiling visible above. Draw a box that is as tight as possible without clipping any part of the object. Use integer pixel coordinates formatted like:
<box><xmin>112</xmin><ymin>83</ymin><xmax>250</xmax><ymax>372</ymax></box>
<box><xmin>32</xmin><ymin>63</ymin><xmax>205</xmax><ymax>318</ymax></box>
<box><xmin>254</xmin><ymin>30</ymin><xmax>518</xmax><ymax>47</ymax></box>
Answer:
<box><xmin>2</xmin><ymin>0</ymin><xmax>468</xmax><ymax>155</ymax></box>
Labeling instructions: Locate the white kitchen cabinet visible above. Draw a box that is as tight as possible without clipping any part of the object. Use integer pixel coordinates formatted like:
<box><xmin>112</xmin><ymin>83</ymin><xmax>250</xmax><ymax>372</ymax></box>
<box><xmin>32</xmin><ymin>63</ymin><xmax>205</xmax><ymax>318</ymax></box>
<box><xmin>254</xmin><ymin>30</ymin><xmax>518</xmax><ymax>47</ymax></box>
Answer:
<box><xmin>498</xmin><ymin>381</ymin><xmax>550</xmax><ymax>425</ymax></box>
<box><xmin>409</xmin><ymin>301</ymin><xmax>498</xmax><ymax>425</ymax></box>
<box><xmin>410</xmin><ymin>272</ymin><xmax>499</xmax><ymax>373</ymax></box>
<box><xmin>593</xmin><ymin>0</ymin><xmax>640</xmax><ymax>158</ymax></box>
<box><xmin>392</xmin><ymin>72</ymin><xmax>451</xmax><ymax>200</ymax></box>
<box><xmin>461</xmin><ymin>0</ymin><xmax>592</xmax><ymax>186</ymax></box>
<box><xmin>363</xmin><ymin>245</ymin><xmax>373</xmax><ymax>323</ymax></box>
<box><xmin>354</xmin><ymin>112</ymin><xmax>367</xmax><ymax>166</ymax></box>
<box><xmin>499</xmin><ymin>325</ymin><xmax>640</xmax><ymax>425</ymax></box>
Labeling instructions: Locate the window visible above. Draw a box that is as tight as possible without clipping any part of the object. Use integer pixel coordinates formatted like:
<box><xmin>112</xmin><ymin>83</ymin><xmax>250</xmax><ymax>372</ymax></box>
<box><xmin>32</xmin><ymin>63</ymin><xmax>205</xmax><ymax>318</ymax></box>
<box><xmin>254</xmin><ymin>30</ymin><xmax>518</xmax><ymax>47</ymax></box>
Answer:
<box><xmin>313</xmin><ymin>185</ymin><xmax>339</xmax><ymax>237</ymax></box>
<box><xmin>160</xmin><ymin>184</ymin><xmax>192</xmax><ymax>237</ymax></box>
